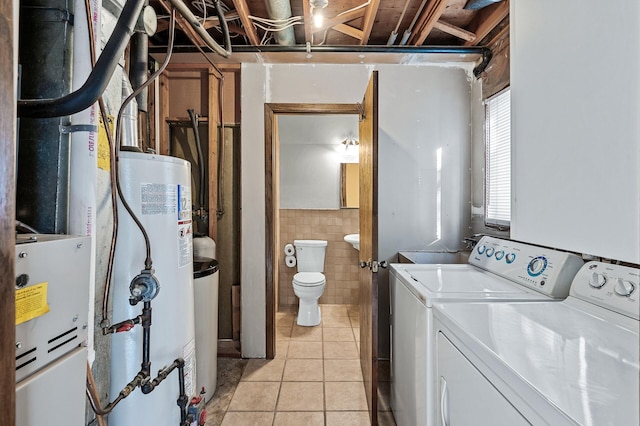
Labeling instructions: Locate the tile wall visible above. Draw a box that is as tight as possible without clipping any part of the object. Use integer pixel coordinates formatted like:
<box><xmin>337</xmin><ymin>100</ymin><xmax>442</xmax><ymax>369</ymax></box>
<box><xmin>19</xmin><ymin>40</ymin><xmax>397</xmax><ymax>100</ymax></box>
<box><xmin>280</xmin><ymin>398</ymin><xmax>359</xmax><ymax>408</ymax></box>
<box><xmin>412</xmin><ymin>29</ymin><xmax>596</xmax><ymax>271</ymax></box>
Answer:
<box><xmin>279</xmin><ymin>209</ymin><xmax>360</xmax><ymax>305</ymax></box>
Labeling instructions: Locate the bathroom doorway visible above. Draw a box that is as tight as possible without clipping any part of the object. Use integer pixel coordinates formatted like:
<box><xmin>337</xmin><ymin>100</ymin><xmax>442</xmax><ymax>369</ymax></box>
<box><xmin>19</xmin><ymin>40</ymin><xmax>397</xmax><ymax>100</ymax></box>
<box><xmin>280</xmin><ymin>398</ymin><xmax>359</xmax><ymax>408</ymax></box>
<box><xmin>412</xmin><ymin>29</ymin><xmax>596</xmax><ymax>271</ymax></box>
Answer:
<box><xmin>264</xmin><ymin>69</ymin><xmax>380</xmax><ymax>425</ymax></box>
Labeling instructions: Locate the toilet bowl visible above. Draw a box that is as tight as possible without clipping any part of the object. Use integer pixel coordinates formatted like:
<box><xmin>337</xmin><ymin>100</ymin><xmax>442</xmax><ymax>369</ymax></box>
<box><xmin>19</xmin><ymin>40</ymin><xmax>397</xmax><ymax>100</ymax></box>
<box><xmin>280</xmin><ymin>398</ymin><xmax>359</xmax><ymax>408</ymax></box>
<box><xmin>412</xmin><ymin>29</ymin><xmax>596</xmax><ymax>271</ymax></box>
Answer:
<box><xmin>291</xmin><ymin>240</ymin><xmax>328</xmax><ymax>326</ymax></box>
<box><xmin>293</xmin><ymin>272</ymin><xmax>326</xmax><ymax>326</ymax></box>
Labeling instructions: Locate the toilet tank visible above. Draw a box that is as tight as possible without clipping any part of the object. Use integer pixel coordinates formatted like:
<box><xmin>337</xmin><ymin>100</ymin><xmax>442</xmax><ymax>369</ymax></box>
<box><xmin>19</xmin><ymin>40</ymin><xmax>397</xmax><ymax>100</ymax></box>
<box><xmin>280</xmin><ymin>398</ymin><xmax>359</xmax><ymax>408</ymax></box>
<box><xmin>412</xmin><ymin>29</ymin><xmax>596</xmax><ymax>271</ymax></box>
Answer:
<box><xmin>293</xmin><ymin>240</ymin><xmax>328</xmax><ymax>272</ymax></box>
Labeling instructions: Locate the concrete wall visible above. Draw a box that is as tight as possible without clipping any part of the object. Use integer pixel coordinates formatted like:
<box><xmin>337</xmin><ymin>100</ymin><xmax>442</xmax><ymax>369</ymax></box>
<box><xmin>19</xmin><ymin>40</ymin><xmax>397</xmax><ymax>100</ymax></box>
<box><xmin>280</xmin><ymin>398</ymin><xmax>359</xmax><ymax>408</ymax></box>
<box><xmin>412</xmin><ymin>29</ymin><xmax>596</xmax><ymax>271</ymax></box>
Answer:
<box><xmin>241</xmin><ymin>63</ymin><xmax>478</xmax><ymax>358</ymax></box>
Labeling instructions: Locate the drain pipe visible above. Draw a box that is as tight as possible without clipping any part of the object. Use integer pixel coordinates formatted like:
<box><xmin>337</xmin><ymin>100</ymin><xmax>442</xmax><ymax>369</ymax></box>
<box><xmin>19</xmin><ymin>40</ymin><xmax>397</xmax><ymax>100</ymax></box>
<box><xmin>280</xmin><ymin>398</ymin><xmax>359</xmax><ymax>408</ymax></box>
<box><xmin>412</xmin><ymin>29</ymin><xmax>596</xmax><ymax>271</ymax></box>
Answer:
<box><xmin>18</xmin><ymin>0</ymin><xmax>145</xmax><ymax>118</ymax></box>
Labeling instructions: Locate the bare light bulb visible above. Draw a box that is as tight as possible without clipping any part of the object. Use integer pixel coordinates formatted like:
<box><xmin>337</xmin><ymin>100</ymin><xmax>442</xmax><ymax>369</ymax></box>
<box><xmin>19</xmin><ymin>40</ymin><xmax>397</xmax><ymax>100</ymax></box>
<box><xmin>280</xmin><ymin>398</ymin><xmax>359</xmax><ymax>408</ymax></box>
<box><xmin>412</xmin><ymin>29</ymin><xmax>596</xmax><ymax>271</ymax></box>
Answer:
<box><xmin>313</xmin><ymin>12</ymin><xmax>323</xmax><ymax>28</ymax></box>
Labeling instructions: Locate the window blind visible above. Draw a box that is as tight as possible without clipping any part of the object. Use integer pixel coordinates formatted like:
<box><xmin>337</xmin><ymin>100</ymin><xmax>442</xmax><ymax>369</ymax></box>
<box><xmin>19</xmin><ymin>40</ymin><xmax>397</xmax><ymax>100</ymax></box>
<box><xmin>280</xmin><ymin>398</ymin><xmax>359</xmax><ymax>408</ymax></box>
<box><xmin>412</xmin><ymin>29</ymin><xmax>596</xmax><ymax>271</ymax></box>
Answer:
<box><xmin>485</xmin><ymin>89</ymin><xmax>511</xmax><ymax>226</ymax></box>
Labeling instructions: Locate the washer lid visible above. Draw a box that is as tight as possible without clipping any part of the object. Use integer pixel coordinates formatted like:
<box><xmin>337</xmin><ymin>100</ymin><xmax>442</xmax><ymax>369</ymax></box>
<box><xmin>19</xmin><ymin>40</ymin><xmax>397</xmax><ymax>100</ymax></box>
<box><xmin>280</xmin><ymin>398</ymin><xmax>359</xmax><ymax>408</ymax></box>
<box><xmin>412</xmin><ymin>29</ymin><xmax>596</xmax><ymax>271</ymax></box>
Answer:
<box><xmin>390</xmin><ymin>264</ymin><xmax>548</xmax><ymax>307</ymax></box>
<box><xmin>294</xmin><ymin>272</ymin><xmax>325</xmax><ymax>286</ymax></box>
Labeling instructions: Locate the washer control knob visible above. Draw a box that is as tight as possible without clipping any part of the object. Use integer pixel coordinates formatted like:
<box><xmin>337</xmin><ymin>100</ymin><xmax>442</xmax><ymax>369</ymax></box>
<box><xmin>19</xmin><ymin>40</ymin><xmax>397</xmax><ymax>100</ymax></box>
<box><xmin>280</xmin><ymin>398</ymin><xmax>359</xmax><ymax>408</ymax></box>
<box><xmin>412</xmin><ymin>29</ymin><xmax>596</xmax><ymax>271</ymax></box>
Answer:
<box><xmin>505</xmin><ymin>253</ymin><xmax>516</xmax><ymax>264</ymax></box>
<box><xmin>486</xmin><ymin>247</ymin><xmax>495</xmax><ymax>257</ymax></box>
<box><xmin>614</xmin><ymin>279</ymin><xmax>635</xmax><ymax>297</ymax></box>
<box><xmin>527</xmin><ymin>256</ymin><xmax>548</xmax><ymax>276</ymax></box>
<box><xmin>477</xmin><ymin>244</ymin><xmax>486</xmax><ymax>254</ymax></box>
<box><xmin>588</xmin><ymin>272</ymin><xmax>607</xmax><ymax>289</ymax></box>
<box><xmin>494</xmin><ymin>250</ymin><xmax>505</xmax><ymax>260</ymax></box>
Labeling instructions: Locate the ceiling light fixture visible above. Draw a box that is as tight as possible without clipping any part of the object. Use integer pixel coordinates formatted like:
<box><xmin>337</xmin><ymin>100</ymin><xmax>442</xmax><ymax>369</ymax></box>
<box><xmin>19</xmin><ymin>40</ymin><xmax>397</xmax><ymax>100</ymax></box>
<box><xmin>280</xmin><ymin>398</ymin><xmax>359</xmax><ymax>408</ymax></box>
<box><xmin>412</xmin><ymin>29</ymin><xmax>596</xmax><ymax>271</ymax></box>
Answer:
<box><xmin>310</xmin><ymin>0</ymin><xmax>328</xmax><ymax>28</ymax></box>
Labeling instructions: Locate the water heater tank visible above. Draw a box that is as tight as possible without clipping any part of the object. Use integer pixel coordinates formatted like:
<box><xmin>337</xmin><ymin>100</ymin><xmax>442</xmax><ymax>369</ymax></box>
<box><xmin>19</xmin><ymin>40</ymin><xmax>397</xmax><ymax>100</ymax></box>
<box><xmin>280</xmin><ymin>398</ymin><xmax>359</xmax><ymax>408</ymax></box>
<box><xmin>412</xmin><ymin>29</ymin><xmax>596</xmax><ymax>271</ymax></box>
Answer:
<box><xmin>110</xmin><ymin>152</ymin><xmax>196</xmax><ymax>426</ymax></box>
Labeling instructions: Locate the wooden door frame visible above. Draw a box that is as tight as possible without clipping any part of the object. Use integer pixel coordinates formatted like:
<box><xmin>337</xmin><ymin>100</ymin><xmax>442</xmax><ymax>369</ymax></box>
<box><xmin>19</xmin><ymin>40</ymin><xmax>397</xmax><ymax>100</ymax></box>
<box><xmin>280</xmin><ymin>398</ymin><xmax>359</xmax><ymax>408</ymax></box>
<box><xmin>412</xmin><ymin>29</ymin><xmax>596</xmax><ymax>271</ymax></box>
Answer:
<box><xmin>1</xmin><ymin>0</ymin><xmax>16</xmax><ymax>423</ymax></box>
<box><xmin>264</xmin><ymin>103</ymin><xmax>361</xmax><ymax>358</ymax></box>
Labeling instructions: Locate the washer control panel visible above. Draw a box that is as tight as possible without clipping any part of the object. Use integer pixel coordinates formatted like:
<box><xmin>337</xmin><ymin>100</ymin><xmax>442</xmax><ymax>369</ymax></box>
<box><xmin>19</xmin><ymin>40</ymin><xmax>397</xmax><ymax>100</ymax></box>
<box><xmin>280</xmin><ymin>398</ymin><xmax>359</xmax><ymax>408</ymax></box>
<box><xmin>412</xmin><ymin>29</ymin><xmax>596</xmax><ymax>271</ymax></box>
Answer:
<box><xmin>470</xmin><ymin>236</ymin><xmax>584</xmax><ymax>298</ymax></box>
<box><xmin>571</xmin><ymin>261</ymin><xmax>639</xmax><ymax>320</ymax></box>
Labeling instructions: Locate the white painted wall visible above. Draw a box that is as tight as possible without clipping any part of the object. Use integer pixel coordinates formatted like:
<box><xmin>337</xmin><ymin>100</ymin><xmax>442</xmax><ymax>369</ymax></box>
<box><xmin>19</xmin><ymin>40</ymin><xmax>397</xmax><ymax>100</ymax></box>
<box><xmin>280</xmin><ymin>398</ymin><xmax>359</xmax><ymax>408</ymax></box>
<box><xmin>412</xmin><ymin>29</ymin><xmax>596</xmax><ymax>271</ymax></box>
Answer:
<box><xmin>511</xmin><ymin>0</ymin><xmax>640</xmax><ymax>263</ymax></box>
<box><xmin>241</xmin><ymin>63</ymin><xmax>477</xmax><ymax>357</ymax></box>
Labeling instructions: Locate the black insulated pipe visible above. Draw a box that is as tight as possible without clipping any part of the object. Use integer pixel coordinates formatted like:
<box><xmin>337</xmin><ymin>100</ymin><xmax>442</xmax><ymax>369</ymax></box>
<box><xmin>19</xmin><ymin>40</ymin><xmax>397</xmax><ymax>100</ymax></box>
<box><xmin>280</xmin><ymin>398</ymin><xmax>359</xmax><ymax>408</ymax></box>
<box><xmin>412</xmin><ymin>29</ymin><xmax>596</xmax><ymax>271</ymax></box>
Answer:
<box><xmin>187</xmin><ymin>109</ymin><xmax>206</xmax><ymax>211</ymax></box>
<box><xmin>17</xmin><ymin>0</ymin><xmax>146</xmax><ymax>118</ymax></box>
<box><xmin>155</xmin><ymin>44</ymin><xmax>493</xmax><ymax>77</ymax></box>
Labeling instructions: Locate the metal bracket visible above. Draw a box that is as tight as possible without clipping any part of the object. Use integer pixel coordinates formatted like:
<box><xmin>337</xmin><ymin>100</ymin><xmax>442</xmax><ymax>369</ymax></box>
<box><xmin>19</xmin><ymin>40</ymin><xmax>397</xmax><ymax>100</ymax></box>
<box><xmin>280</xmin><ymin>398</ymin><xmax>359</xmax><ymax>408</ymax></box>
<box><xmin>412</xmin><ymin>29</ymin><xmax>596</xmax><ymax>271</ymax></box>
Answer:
<box><xmin>59</xmin><ymin>124</ymin><xmax>98</xmax><ymax>134</ymax></box>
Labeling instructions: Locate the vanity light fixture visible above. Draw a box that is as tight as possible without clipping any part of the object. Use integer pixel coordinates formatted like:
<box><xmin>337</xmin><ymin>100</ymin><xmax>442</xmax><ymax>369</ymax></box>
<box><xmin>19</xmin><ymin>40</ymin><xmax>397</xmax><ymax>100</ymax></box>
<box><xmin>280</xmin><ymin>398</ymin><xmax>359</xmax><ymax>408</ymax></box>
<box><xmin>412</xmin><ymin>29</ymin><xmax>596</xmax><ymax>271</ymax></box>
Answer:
<box><xmin>342</xmin><ymin>138</ymin><xmax>359</xmax><ymax>149</ymax></box>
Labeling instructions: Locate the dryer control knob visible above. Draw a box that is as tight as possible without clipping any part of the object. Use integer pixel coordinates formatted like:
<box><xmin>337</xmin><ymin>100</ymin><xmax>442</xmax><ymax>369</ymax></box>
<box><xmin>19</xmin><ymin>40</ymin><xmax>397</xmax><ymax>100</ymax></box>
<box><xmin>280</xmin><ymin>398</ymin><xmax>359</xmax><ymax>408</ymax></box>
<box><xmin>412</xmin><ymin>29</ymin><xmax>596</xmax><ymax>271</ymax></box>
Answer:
<box><xmin>588</xmin><ymin>272</ymin><xmax>607</xmax><ymax>289</ymax></box>
<box><xmin>477</xmin><ymin>244</ymin><xmax>486</xmax><ymax>254</ymax></box>
<box><xmin>505</xmin><ymin>253</ymin><xmax>516</xmax><ymax>264</ymax></box>
<box><xmin>486</xmin><ymin>247</ymin><xmax>495</xmax><ymax>257</ymax></box>
<box><xmin>495</xmin><ymin>250</ymin><xmax>505</xmax><ymax>260</ymax></box>
<box><xmin>614</xmin><ymin>279</ymin><xmax>635</xmax><ymax>297</ymax></box>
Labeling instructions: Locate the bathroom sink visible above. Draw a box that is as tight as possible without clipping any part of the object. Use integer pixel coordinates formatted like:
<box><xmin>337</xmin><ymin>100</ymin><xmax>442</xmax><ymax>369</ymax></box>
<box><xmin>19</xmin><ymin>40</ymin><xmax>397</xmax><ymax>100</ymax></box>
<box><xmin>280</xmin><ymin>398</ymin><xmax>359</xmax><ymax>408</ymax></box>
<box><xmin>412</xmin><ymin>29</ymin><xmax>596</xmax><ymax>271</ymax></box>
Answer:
<box><xmin>344</xmin><ymin>234</ymin><xmax>360</xmax><ymax>251</ymax></box>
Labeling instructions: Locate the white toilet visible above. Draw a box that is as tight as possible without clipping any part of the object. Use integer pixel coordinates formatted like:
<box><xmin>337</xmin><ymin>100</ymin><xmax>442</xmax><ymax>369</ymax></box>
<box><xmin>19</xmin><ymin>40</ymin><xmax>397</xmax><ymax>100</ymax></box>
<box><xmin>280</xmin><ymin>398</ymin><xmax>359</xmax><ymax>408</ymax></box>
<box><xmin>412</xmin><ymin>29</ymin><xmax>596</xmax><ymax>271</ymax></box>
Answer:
<box><xmin>292</xmin><ymin>239</ymin><xmax>327</xmax><ymax>326</ymax></box>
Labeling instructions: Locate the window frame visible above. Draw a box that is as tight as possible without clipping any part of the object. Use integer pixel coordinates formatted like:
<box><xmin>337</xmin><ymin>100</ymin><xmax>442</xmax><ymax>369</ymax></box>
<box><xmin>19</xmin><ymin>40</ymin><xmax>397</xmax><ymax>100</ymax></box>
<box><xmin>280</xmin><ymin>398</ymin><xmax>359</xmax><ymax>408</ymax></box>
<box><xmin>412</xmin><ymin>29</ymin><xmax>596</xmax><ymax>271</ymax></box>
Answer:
<box><xmin>484</xmin><ymin>87</ymin><xmax>511</xmax><ymax>230</ymax></box>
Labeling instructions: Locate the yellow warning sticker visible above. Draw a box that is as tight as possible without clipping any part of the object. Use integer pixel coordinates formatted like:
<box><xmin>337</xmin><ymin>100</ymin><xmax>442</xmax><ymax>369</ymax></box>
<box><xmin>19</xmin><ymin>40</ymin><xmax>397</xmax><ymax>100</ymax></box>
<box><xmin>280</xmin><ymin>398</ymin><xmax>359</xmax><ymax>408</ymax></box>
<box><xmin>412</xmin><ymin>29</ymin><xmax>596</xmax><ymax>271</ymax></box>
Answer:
<box><xmin>16</xmin><ymin>282</ymin><xmax>50</xmax><ymax>325</ymax></box>
<box><xmin>98</xmin><ymin>114</ymin><xmax>114</xmax><ymax>171</ymax></box>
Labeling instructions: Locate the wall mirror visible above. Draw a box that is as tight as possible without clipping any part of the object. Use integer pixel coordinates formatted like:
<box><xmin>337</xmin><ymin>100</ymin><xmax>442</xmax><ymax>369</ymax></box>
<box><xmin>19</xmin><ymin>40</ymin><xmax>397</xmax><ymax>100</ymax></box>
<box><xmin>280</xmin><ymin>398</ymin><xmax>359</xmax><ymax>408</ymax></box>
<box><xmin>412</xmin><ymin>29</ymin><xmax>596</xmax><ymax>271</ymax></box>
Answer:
<box><xmin>341</xmin><ymin>163</ymin><xmax>359</xmax><ymax>208</ymax></box>
<box><xmin>278</xmin><ymin>114</ymin><xmax>359</xmax><ymax>209</ymax></box>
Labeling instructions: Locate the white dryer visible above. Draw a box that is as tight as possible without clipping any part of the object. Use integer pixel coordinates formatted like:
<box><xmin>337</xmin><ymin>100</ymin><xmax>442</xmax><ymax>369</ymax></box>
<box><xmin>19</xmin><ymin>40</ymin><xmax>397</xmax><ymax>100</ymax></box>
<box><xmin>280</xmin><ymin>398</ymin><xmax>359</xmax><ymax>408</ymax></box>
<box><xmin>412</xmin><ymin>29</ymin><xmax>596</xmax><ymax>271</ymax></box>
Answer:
<box><xmin>389</xmin><ymin>236</ymin><xmax>584</xmax><ymax>426</ymax></box>
<box><xmin>433</xmin><ymin>261</ymin><xmax>639</xmax><ymax>425</ymax></box>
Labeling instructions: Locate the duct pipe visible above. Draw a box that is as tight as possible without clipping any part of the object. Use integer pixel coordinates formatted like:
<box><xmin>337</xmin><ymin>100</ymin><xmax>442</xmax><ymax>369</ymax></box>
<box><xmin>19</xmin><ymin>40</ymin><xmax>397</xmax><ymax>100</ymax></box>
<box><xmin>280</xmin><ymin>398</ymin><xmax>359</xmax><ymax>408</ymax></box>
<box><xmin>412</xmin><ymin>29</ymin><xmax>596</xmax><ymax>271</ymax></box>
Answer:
<box><xmin>17</xmin><ymin>0</ymin><xmax>74</xmax><ymax>233</ymax></box>
<box><xmin>264</xmin><ymin>0</ymin><xmax>296</xmax><ymax>45</ymax></box>
<box><xmin>121</xmin><ymin>74</ymin><xmax>140</xmax><ymax>150</ymax></box>
<box><xmin>17</xmin><ymin>0</ymin><xmax>145</xmax><ymax>118</ymax></box>
<box><xmin>129</xmin><ymin>32</ymin><xmax>149</xmax><ymax>112</ymax></box>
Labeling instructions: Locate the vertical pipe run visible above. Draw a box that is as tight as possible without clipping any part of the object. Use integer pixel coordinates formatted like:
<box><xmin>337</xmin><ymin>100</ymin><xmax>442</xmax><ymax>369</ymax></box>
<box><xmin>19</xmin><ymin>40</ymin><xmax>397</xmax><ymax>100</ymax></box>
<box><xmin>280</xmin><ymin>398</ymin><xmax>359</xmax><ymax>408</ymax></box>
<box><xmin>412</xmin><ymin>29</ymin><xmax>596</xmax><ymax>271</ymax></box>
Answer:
<box><xmin>129</xmin><ymin>32</ymin><xmax>149</xmax><ymax>112</ymax></box>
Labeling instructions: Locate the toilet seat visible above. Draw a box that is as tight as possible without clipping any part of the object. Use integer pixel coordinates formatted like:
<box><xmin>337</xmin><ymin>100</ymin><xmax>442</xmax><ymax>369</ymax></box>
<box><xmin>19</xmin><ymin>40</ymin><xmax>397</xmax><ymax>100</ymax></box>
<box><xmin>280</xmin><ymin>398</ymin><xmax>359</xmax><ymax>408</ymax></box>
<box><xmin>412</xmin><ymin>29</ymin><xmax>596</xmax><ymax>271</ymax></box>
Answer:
<box><xmin>293</xmin><ymin>272</ymin><xmax>325</xmax><ymax>287</ymax></box>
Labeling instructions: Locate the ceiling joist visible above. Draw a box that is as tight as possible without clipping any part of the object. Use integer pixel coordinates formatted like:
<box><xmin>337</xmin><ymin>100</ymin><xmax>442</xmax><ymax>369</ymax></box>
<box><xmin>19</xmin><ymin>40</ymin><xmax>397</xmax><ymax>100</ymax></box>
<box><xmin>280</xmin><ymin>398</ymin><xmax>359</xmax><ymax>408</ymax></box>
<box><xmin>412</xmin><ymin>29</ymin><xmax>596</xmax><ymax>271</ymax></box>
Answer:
<box><xmin>433</xmin><ymin>20</ymin><xmax>476</xmax><ymax>43</ymax></box>
<box><xmin>302</xmin><ymin>0</ymin><xmax>313</xmax><ymax>43</ymax></box>
<box><xmin>360</xmin><ymin>0</ymin><xmax>381</xmax><ymax>45</ymax></box>
<box><xmin>231</xmin><ymin>0</ymin><xmax>261</xmax><ymax>45</ymax></box>
<box><xmin>334</xmin><ymin>23</ymin><xmax>364</xmax><ymax>40</ymax></box>
<box><xmin>464</xmin><ymin>0</ymin><xmax>509</xmax><ymax>46</ymax></box>
<box><xmin>313</xmin><ymin>9</ymin><xmax>366</xmax><ymax>34</ymax></box>
<box><xmin>411</xmin><ymin>0</ymin><xmax>450</xmax><ymax>45</ymax></box>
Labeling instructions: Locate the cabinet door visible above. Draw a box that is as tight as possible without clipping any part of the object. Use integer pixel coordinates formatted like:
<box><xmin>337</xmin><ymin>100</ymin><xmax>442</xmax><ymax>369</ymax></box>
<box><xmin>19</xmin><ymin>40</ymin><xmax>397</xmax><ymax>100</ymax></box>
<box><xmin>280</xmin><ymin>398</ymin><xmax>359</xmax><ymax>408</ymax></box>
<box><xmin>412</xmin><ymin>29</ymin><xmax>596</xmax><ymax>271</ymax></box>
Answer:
<box><xmin>437</xmin><ymin>333</ymin><xmax>529</xmax><ymax>426</ymax></box>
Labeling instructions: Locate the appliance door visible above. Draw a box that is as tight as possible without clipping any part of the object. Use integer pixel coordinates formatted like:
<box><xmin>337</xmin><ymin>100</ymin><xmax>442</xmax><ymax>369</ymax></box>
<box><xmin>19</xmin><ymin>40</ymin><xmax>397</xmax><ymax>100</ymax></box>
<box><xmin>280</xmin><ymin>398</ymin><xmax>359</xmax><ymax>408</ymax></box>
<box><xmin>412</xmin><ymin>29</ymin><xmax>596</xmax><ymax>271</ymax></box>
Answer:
<box><xmin>437</xmin><ymin>333</ymin><xmax>528</xmax><ymax>426</ymax></box>
<box><xmin>16</xmin><ymin>347</ymin><xmax>87</xmax><ymax>426</ymax></box>
<box><xmin>390</xmin><ymin>271</ymin><xmax>428</xmax><ymax>426</ymax></box>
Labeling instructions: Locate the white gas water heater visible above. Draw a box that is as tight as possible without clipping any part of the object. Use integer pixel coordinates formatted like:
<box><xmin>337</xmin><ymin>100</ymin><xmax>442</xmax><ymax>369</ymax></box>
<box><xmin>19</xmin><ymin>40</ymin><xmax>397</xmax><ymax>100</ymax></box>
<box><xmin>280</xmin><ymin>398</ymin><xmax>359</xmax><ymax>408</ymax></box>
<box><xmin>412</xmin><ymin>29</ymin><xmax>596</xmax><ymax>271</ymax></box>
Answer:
<box><xmin>110</xmin><ymin>151</ymin><xmax>197</xmax><ymax>426</ymax></box>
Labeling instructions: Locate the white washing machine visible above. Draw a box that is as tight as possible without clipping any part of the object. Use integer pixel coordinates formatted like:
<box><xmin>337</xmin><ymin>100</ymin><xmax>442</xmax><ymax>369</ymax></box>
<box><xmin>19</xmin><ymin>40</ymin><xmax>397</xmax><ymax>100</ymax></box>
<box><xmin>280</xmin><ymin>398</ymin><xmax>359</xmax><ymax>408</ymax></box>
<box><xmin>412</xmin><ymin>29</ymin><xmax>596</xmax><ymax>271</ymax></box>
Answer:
<box><xmin>389</xmin><ymin>236</ymin><xmax>584</xmax><ymax>426</ymax></box>
<box><xmin>433</xmin><ymin>261</ymin><xmax>639</xmax><ymax>425</ymax></box>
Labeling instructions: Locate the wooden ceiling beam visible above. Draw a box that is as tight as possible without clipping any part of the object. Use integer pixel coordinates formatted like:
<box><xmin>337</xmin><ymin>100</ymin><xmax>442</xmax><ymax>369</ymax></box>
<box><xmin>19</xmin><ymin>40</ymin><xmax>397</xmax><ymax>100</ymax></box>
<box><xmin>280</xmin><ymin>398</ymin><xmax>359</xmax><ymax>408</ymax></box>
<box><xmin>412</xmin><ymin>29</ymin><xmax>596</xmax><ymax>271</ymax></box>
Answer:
<box><xmin>411</xmin><ymin>0</ymin><xmax>450</xmax><ymax>45</ymax></box>
<box><xmin>302</xmin><ymin>0</ymin><xmax>312</xmax><ymax>44</ymax></box>
<box><xmin>333</xmin><ymin>23</ymin><xmax>364</xmax><ymax>40</ymax></box>
<box><xmin>360</xmin><ymin>0</ymin><xmax>381</xmax><ymax>45</ymax></box>
<box><xmin>464</xmin><ymin>0</ymin><xmax>509</xmax><ymax>46</ymax></box>
<box><xmin>433</xmin><ymin>20</ymin><xmax>476</xmax><ymax>43</ymax></box>
<box><xmin>231</xmin><ymin>0</ymin><xmax>261</xmax><ymax>45</ymax></box>
<box><xmin>313</xmin><ymin>8</ymin><xmax>366</xmax><ymax>34</ymax></box>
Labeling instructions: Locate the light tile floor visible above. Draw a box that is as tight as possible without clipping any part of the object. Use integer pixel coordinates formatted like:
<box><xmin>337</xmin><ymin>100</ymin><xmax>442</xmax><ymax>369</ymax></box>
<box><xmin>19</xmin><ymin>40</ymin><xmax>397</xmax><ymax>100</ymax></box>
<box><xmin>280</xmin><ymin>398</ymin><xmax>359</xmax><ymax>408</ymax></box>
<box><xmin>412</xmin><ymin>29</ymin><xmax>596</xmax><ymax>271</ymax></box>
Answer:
<box><xmin>206</xmin><ymin>304</ymin><xmax>396</xmax><ymax>426</ymax></box>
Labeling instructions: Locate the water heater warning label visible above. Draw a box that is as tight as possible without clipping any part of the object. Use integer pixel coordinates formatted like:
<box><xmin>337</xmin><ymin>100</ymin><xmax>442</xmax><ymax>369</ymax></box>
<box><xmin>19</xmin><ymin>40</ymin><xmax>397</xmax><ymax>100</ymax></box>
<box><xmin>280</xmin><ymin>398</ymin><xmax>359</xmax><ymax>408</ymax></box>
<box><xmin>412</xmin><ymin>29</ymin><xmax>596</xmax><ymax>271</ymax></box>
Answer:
<box><xmin>141</xmin><ymin>183</ymin><xmax>177</xmax><ymax>215</ymax></box>
<box><xmin>16</xmin><ymin>282</ymin><xmax>50</xmax><ymax>325</ymax></box>
<box><xmin>177</xmin><ymin>185</ymin><xmax>192</xmax><ymax>268</ymax></box>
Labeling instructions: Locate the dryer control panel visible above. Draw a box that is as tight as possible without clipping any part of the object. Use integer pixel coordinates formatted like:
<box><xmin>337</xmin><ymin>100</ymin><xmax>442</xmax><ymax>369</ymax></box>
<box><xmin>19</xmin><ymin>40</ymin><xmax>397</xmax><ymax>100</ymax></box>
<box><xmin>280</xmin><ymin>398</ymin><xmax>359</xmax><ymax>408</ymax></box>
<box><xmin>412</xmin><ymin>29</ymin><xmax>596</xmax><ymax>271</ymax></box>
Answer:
<box><xmin>470</xmin><ymin>236</ymin><xmax>584</xmax><ymax>299</ymax></box>
<box><xmin>570</xmin><ymin>261</ymin><xmax>639</xmax><ymax>320</ymax></box>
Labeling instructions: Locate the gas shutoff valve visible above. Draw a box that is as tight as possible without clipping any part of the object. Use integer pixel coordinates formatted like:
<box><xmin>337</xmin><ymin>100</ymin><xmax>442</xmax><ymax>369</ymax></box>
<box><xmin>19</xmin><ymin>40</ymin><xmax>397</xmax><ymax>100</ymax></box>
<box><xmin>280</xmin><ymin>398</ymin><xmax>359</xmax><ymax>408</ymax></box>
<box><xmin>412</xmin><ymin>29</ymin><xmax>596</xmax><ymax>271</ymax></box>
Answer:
<box><xmin>129</xmin><ymin>269</ymin><xmax>160</xmax><ymax>305</ymax></box>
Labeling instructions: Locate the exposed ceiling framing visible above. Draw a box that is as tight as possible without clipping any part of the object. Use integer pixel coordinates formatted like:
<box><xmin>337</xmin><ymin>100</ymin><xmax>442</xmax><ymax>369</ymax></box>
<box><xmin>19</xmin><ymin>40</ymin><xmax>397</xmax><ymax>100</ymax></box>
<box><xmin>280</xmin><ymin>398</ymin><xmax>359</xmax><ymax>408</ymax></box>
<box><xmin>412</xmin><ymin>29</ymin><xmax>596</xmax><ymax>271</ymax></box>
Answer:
<box><xmin>150</xmin><ymin>0</ymin><xmax>510</xmax><ymax>49</ymax></box>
